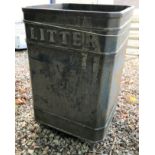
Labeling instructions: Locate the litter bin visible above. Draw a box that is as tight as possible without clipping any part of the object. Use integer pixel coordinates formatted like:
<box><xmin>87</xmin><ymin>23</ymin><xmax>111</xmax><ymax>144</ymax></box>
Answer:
<box><xmin>23</xmin><ymin>3</ymin><xmax>134</xmax><ymax>143</ymax></box>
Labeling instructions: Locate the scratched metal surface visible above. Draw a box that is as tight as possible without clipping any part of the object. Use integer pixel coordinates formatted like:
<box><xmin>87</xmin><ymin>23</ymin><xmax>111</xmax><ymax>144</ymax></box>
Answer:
<box><xmin>23</xmin><ymin>3</ymin><xmax>134</xmax><ymax>143</ymax></box>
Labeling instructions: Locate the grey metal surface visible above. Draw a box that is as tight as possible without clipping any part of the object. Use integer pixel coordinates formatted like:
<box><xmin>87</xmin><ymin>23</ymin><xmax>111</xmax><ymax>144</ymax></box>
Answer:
<box><xmin>23</xmin><ymin>3</ymin><xmax>134</xmax><ymax>143</ymax></box>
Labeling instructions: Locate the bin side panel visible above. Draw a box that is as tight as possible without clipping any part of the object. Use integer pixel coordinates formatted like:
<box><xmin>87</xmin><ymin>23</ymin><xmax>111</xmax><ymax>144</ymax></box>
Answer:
<box><xmin>96</xmin><ymin>41</ymin><xmax>128</xmax><ymax>128</ymax></box>
<box><xmin>105</xmin><ymin>41</ymin><xmax>127</xmax><ymax>121</ymax></box>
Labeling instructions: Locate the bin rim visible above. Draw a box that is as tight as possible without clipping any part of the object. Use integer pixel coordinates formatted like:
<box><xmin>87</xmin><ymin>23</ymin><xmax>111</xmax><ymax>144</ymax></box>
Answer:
<box><xmin>22</xmin><ymin>3</ymin><xmax>134</xmax><ymax>18</ymax></box>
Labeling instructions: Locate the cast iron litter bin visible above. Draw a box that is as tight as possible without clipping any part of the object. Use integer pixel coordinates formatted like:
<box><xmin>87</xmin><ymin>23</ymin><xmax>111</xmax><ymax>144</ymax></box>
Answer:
<box><xmin>23</xmin><ymin>3</ymin><xmax>134</xmax><ymax>143</ymax></box>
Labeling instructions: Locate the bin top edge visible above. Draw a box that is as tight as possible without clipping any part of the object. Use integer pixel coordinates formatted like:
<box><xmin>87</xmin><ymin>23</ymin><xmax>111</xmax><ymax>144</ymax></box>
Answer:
<box><xmin>22</xmin><ymin>3</ymin><xmax>134</xmax><ymax>17</ymax></box>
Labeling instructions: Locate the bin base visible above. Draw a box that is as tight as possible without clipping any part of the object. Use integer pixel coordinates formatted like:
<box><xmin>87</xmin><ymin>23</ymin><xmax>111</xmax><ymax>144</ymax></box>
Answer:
<box><xmin>34</xmin><ymin>105</ymin><xmax>116</xmax><ymax>143</ymax></box>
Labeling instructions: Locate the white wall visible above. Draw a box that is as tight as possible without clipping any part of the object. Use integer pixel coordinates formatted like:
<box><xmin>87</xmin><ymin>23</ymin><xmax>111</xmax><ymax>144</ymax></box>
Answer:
<box><xmin>15</xmin><ymin>0</ymin><xmax>50</xmax><ymax>23</ymax></box>
<box><xmin>56</xmin><ymin>0</ymin><xmax>95</xmax><ymax>3</ymax></box>
<box><xmin>97</xmin><ymin>0</ymin><xmax>113</xmax><ymax>4</ymax></box>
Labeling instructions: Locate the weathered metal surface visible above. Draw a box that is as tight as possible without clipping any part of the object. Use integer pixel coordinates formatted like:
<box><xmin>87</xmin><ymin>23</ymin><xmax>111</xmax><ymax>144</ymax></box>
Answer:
<box><xmin>23</xmin><ymin>3</ymin><xmax>134</xmax><ymax>143</ymax></box>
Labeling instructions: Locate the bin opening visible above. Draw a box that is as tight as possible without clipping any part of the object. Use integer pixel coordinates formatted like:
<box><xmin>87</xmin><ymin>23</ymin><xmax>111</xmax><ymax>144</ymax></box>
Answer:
<box><xmin>27</xmin><ymin>4</ymin><xmax>130</xmax><ymax>12</ymax></box>
<box><xmin>61</xmin><ymin>4</ymin><xmax>129</xmax><ymax>12</ymax></box>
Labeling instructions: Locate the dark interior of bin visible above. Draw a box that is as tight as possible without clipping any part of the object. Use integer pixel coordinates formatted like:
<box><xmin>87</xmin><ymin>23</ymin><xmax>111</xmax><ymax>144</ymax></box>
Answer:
<box><xmin>29</xmin><ymin>3</ymin><xmax>129</xmax><ymax>12</ymax></box>
<box><xmin>61</xmin><ymin>4</ymin><xmax>129</xmax><ymax>12</ymax></box>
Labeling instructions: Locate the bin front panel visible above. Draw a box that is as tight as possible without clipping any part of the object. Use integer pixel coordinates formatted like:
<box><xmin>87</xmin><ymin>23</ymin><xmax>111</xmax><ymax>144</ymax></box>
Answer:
<box><xmin>28</xmin><ymin>44</ymin><xmax>103</xmax><ymax>128</ymax></box>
